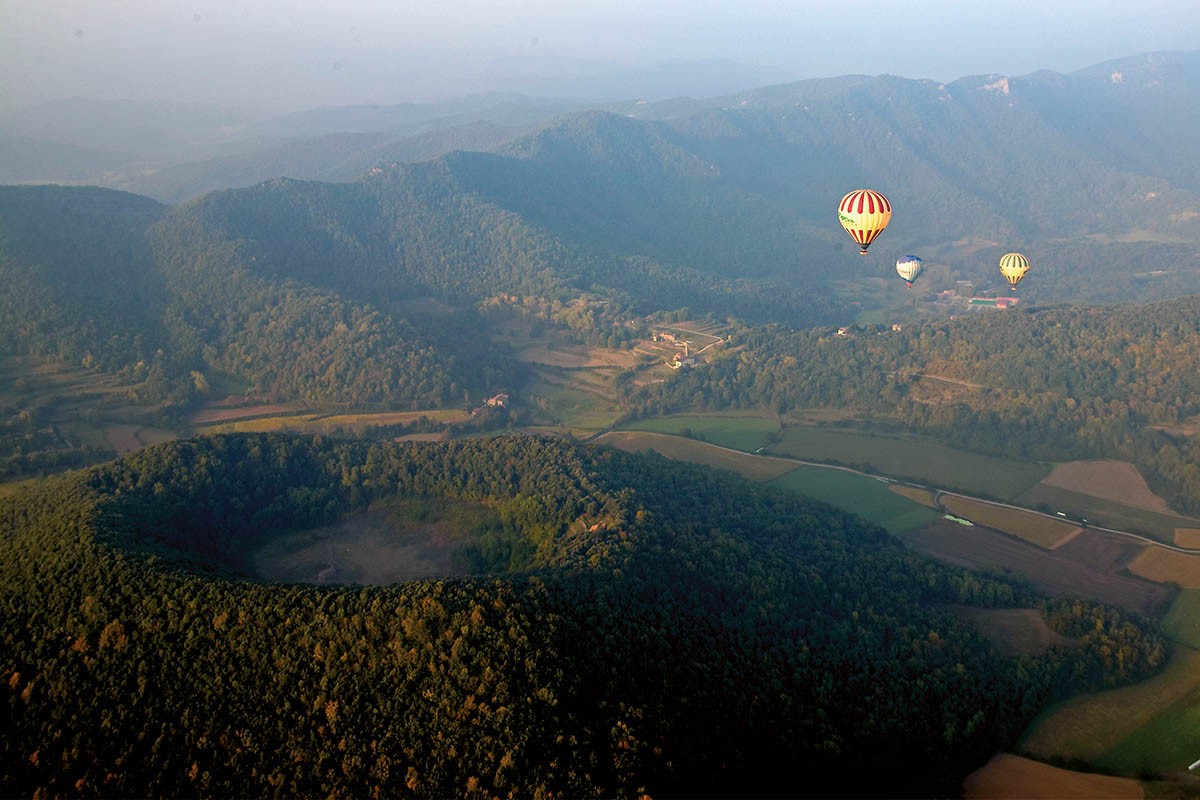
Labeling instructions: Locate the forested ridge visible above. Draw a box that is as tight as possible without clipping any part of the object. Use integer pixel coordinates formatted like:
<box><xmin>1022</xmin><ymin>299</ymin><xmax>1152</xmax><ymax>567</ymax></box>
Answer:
<box><xmin>628</xmin><ymin>295</ymin><xmax>1200</xmax><ymax>512</ymax></box>
<box><xmin>1</xmin><ymin>434</ymin><xmax>1165</xmax><ymax>797</ymax></box>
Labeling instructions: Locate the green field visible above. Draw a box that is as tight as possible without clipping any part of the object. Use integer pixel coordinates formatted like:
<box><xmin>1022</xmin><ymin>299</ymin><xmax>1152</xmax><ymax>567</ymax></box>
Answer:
<box><xmin>1162</xmin><ymin>591</ymin><xmax>1200</xmax><ymax>649</ymax></box>
<box><xmin>1095</xmin><ymin>665</ymin><xmax>1200</xmax><ymax>776</ymax></box>
<box><xmin>768</xmin><ymin>466</ymin><xmax>942</xmax><ymax>534</ymax></box>
<box><xmin>618</xmin><ymin>412</ymin><xmax>780</xmax><ymax>452</ymax></box>
<box><xmin>596</xmin><ymin>431</ymin><xmax>801</xmax><ymax>483</ymax></box>
<box><xmin>767</xmin><ymin>426</ymin><xmax>1049</xmax><ymax>500</ymax></box>
<box><xmin>1020</xmin><ymin>647</ymin><xmax>1200</xmax><ymax>770</ymax></box>
<box><xmin>526</xmin><ymin>379</ymin><xmax>622</xmax><ymax>432</ymax></box>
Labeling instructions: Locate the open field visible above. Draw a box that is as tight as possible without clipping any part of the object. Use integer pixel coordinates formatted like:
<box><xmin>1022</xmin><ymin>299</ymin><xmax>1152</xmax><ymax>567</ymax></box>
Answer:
<box><xmin>618</xmin><ymin>412</ymin><xmax>780</xmax><ymax>452</ymax></box>
<box><xmin>1161</xmin><ymin>591</ymin><xmax>1200</xmax><ymax>650</ymax></box>
<box><xmin>515</xmin><ymin>343</ymin><xmax>641</xmax><ymax>370</ymax></box>
<box><xmin>1128</xmin><ymin>548</ymin><xmax>1200</xmax><ymax>589</ymax></box>
<box><xmin>1015</xmin><ymin>484</ymin><xmax>1200</xmax><ymax>544</ymax></box>
<box><xmin>1099</xmin><ymin>671</ymin><xmax>1200</xmax><ymax>777</ymax></box>
<box><xmin>903</xmin><ymin>522</ymin><xmax>1169</xmax><ymax>615</ymax></box>
<box><xmin>1175</xmin><ymin>528</ymin><xmax>1200</xmax><ymax>548</ymax></box>
<box><xmin>948</xmin><ymin>606</ymin><xmax>1076</xmax><ymax>657</ymax></box>
<box><xmin>1020</xmin><ymin>647</ymin><xmax>1200</xmax><ymax>766</ymax></box>
<box><xmin>1042</xmin><ymin>460</ymin><xmax>1175</xmax><ymax>514</ymax></box>
<box><xmin>963</xmin><ymin>753</ymin><xmax>1144</xmax><ymax>799</ymax></box>
<box><xmin>889</xmin><ymin>484</ymin><xmax>939</xmax><ymax>508</ymax></box>
<box><xmin>190</xmin><ymin>401</ymin><xmax>307</xmax><ymax>424</ymax></box>
<box><xmin>103</xmin><ymin>424</ymin><xmax>177</xmax><ymax>454</ymax></box>
<box><xmin>769</xmin><ymin>467</ymin><xmax>942</xmax><ymax>534</ymax></box>
<box><xmin>596</xmin><ymin>431</ymin><xmax>800</xmax><ymax>483</ymax></box>
<box><xmin>527</xmin><ymin>375</ymin><xmax>623</xmax><ymax>432</ymax></box>
<box><xmin>199</xmin><ymin>408</ymin><xmax>469</xmax><ymax>435</ymax></box>
<box><xmin>940</xmin><ymin>495</ymin><xmax>1082</xmax><ymax>549</ymax></box>
<box><xmin>768</xmin><ymin>425</ymin><xmax>1049</xmax><ymax>500</ymax></box>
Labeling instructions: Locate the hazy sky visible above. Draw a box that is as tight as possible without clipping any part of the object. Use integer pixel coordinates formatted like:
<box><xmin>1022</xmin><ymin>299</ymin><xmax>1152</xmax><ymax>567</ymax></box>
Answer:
<box><xmin>2</xmin><ymin>0</ymin><xmax>1197</xmax><ymax>111</ymax></box>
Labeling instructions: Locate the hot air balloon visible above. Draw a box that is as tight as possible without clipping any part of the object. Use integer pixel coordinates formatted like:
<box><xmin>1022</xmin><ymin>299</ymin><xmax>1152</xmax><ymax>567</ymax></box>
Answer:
<box><xmin>837</xmin><ymin>189</ymin><xmax>892</xmax><ymax>255</ymax></box>
<box><xmin>895</xmin><ymin>255</ymin><xmax>924</xmax><ymax>289</ymax></box>
<box><xmin>999</xmin><ymin>252</ymin><xmax>1030</xmax><ymax>290</ymax></box>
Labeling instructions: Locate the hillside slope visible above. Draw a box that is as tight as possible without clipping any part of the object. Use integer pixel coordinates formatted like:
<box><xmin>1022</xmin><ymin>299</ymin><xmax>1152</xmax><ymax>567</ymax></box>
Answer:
<box><xmin>0</xmin><ymin>433</ymin><xmax>1165</xmax><ymax>797</ymax></box>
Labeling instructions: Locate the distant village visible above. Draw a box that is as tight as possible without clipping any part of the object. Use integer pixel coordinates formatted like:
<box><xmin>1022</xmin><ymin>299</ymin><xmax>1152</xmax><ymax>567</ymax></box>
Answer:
<box><xmin>836</xmin><ymin>280</ymin><xmax>1020</xmax><ymax>338</ymax></box>
<box><xmin>935</xmin><ymin>280</ymin><xmax>1020</xmax><ymax>311</ymax></box>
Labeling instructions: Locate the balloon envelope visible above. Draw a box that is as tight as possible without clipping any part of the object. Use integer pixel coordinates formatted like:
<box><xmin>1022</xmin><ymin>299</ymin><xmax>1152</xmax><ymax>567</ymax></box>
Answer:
<box><xmin>999</xmin><ymin>252</ymin><xmax>1030</xmax><ymax>289</ymax></box>
<box><xmin>895</xmin><ymin>255</ymin><xmax>923</xmax><ymax>287</ymax></box>
<box><xmin>838</xmin><ymin>189</ymin><xmax>892</xmax><ymax>254</ymax></box>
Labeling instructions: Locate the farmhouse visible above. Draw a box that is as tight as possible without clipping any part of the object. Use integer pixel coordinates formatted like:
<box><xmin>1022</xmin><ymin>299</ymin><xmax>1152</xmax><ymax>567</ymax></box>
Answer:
<box><xmin>669</xmin><ymin>353</ymin><xmax>698</xmax><ymax>369</ymax></box>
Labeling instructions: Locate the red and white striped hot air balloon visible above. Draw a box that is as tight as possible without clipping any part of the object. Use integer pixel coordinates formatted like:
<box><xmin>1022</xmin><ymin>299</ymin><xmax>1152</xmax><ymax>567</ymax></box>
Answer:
<box><xmin>837</xmin><ymin>189</ymin><xmax>892</xmax><ymax>255</ymax></box>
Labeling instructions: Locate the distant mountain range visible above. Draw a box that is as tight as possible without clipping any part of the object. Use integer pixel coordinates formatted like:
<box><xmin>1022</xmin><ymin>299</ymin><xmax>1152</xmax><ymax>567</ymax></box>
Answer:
<box><xmin>3</xmin><ymin>51</ymin><xmax>1200</xmax><ymax>409</ymax></box>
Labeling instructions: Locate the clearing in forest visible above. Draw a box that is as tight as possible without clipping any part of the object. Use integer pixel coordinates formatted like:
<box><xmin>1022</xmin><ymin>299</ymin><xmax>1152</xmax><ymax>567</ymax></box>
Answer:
<box><xmin>947</xmin><ymin>606</ymin><xmax>1075</xmax><ymax>657</ymax></box>
<box><xmin>246</xmin><ymin>497</ymin><xmax>500</xmax><ymax>586</ymax></box>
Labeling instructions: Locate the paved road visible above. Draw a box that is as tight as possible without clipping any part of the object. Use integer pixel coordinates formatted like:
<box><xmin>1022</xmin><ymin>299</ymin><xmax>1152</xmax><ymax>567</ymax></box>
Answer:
<box><xmin>601</xmin><ymin>431</ymin><xmax>1200</xmax><ymax>556</ymax></box>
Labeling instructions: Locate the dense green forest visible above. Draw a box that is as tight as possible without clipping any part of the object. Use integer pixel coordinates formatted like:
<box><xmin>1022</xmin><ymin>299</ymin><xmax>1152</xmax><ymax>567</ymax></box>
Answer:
<box><xmin>626</xmin><ymin>295</ymin><xmax>1200</xmax><ymax>512</ymax></box>
<box><xmin>0</xmin><ymin>433</ymin><xmax>1166</xmax><ymax>797</ymax></box>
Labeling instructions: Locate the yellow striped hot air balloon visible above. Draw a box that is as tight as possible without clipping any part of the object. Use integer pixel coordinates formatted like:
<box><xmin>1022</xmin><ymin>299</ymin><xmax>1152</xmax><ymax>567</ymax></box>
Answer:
<box><xmin>837</xmin><ymin>189</ymin><xmax>892</xmax><ymax>255</ymax></box>
<box><xmin>999</xmin><ymin>252</ymin><xmax>1030</xmax><ymax>290</ymax></box>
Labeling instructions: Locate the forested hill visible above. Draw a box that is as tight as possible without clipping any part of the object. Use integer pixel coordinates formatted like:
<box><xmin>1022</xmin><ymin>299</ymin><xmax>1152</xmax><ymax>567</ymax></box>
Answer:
<box><xmin>0</xmin><ymin>185</ymin><xmax>501</xmax><ymax>410</ymax></box>
<box><xmin>0</xmin><ymin>433</ymin><xmax>1165</xmax><ymax>797</ymax></box>
<box><xmin>154</xmin><ymin>52</ymin><xmax>1200</xmax><ymax>304</ymax></box>
<box><xmin>4</xmin><ymin>53</ymin><xmax>1200</xmax><ymax>409</ymax></box>
<box><xmin>629</xmin><ymin>294</ymin><xmax>1200</xmax><ymax>512</ymax></box>
<box><xmin>0</xmin><ymin>175</ymin><xmax>836</xmax><ymax>409</ymax></box>
<box><xmin>7</xmin><ymin>53</ymin><xmax>1200</xmax><ymax>301</ymax></box>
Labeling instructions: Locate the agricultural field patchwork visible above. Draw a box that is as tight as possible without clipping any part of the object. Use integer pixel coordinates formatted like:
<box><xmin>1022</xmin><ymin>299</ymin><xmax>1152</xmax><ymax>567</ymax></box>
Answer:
<box><xmin>1128</xmin><ymin>547</ymin><xmax>1200</xmax><ymax>589</ymax></box>
<box><xmin>768</xmin><ymin>466</ymin><xmax>942</xmax><ymax>534</ymax></box>
<box><xmin>939</xmin><ymin>495</ymin><xmax>1081</xmax><ymax>549</ymax></box>
<box><xmin>767</xmin><ymin>425</ymin><xmax>1049</xmax><ymax>500</ymax></box>
<box><xmin>596</xmin><ymin>431</ymin><xmax>800</xmax><ymax>483</ymax></box>
<box><xmin>617</xmin><ymin>412</ymin><xmax>781</xmax><ymax>452</ymax></box>
<box><xmin>1175</xmin><ymin>528</ymin><xmax>1200</xmax><ymax>548</ymax></box>
<box><xmin>904</xmin><ymin>522</ymin><xmax>1168</xmax><ymax>615</ymax></box>
<box><xmin>1016</xmin><ymin>483</ymin><xmax>1200</xmax><ymax>544</ymax></box>
<box><xmin>1041</xmin><ymin>460</ymin><xmax>1175</xmax><ymax>514</ymax></box>
<box><xmin>888</xmin><ymin>484</ymin><xmax>939</xmax><ymax>508</ymax></box>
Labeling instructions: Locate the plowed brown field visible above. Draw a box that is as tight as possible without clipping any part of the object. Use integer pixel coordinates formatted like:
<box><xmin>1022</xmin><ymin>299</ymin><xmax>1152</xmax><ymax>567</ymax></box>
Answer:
<box><xmin>1040</xmin><ymin>460</ymin><xmax>1173</xmax><ymax>514</ymax></box>
<box><xmin>963</xmin><ymin>754</ymin><xmax>1142</xmax><ymax>799</ymax></box>
<box><xmin>905</xmin><ymin>522</ymin><xmax>1168</xmax><ymax>615</ymax></box>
